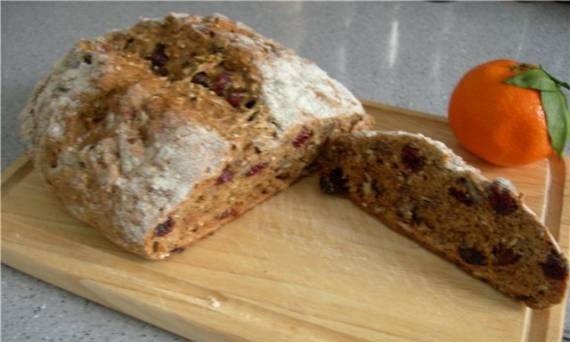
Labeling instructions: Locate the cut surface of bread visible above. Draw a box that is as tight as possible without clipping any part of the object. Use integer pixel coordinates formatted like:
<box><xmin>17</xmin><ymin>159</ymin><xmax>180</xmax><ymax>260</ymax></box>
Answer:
<box><xmin>20</xmin><ymin>13</ymin><xmax>372</xmax><ymax>259</ymax></box>
<box><xmin>319</xmin><ymin>130</ymin><xmax>568</xmax><ymax>309</ymax></box>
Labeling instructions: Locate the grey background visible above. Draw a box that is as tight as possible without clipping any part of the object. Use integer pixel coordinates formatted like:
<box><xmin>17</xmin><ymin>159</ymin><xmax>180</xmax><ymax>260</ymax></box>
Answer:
<box><xmin>2</xmin><ymin>2</ymin><xmax>569</xmax><ymax>341</ymax></box>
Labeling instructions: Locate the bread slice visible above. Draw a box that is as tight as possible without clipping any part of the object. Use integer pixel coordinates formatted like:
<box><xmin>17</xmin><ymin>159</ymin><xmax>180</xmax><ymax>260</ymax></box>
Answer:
<box><xmin>319</xmin><ymin>130</ymin><xmax>568</xmax><ymax>309</ymax></box>
<box><xmin>20</xmin><ymin>13</ymin><xmax>372</xmax><ymax>259</ymax></box>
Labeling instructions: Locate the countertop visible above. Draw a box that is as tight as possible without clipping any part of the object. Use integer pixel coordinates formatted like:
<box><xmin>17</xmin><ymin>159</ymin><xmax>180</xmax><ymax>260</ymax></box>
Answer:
<box><xmin>2</xmin><ymin>2</ymin><xmax>569</xmax><ymax>341</ymax></box>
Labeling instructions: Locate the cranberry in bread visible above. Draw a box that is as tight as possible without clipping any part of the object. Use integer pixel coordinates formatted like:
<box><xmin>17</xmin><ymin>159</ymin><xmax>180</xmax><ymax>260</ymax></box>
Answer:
<box><xmin>20</xmin><ymin>13</ymin><xmax>372</xmax><ymax>259</ymax></box>
<box><xmin>319</xmin><ymin>130</ymin><xmax>568</xmax><ymax>309</ymax></box>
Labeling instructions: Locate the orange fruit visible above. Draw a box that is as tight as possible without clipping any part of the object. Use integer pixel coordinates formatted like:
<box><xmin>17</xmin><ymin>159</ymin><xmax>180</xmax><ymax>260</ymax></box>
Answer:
<box><xmin>449</xmin><ymin>59</ymin><xmax>553</xmax><ymax>166</ymax></box>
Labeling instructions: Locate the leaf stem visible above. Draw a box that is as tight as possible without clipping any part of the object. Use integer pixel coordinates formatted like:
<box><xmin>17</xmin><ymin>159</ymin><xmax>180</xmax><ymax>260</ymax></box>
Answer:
<box><xmin>540</xmin><ymin>66</ymin><xmax>570</xmax><ymax>90</ymax></box>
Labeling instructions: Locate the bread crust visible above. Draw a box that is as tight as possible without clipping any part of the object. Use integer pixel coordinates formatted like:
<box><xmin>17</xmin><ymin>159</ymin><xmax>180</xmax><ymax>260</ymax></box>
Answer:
<box><xmin>20</xmin><ymin>13</ymin><xmax>372</xmax><ymax>259</ymax></box>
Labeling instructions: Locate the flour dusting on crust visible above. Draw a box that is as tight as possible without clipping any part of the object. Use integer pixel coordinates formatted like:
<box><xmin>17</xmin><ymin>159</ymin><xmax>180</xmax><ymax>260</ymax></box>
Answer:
<box><xmin>259</xmin><ymin>55</ymin><xmax>364</xmax><ymax>130</ymax></box>
<box><xmin>112</xmin><ymin>124</ymin><xmax>229</xmax><ymax>244</ymax></box>
<box><xmin>20</xmin><ymin>48</ymin><xmax>104</xmax><ymax>165</ymax></box>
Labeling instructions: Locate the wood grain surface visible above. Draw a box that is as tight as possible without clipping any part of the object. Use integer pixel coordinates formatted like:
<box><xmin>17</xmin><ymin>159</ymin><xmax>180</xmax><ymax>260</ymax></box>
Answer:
<box><xmin>2</xmin><ymin>101</ymin><xmax>568</xmax><ymax>342</ymax></box>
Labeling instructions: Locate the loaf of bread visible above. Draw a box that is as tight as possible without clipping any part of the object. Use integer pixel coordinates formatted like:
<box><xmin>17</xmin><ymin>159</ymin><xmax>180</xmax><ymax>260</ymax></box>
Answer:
<box><xmin>319</xmin><ymin>130</ymin><xmax>568</xmax><ymax>309</ymax></box>
<box><xmin>20</xmin><ymin>13</ymin><xmax>372</xmax><ymax>259</ymax></box>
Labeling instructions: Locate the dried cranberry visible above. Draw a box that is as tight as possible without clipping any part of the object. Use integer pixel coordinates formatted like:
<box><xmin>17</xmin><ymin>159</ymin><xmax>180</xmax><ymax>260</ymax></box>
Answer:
<box><xmin>227</xmin><ymin>91</ymin><xmax>245</xmax><ymax>108</ymax></box>
<box><xmin>148</xmin><ymin>43</ymin><xmax>168</xmax><ymax>69</ymax></box>
<box><xmin>401</xmin><ymin>144</ymin><xmax>425</xmax><ymax>171</ymax></box>
<box><xmin>216</xmin><ymin>168</ymin><xmax>234</xmax><ymax>185</ymax></box>
<box><xmin>212</xmin><ymin>72</ymin><xmax>231</xmax><ymax>96</ymax></box>
<box><xmin>191</xmin><ymin>72</ymin><xmax>210</xmax><ymax>87</ymax></box>
<box><xmin>541</xmin><ymin>252</ymin><xmax>568</xmax><ymax>280</ymax></box>
<box><xmin>319</xmin><ymin>167</ymin><xmax>348</xmax><ymax>195</ymax></box>
<box><xmin>292</xmin><ymin>127</ymin><xmax>313</xmax><ymax>148</ymax></box>
<box><xmin>487</xmin><ymin>181</ymin><xmax>518</xmax><ymax>215</ymax></box>
<box><xmin>244</xmin><ymin>99</ymin><xmax>256</xmax><ymax>109</ymax></box>
<box><xmin>154</xmin><ymin>217</ymin><xmax>174</xmax><ymax>237</ymax></box>
<box><xmin>170</xmin><ymin>247</ymin><xmax>185</xmax><ymax>254</ymax></box>
<box><xmin>448</xmin><ymin>187</ymin><xmax>474</xmax><ymax>206</ymax></box>
<box><xmin>458</xmin><ymin>247</ymin><xmax>487</xmax><ymax>265</ymax></box>
<box><xmin>492</xmin><ymin>245</ymin><xmax>520</xmax><ymax>266</ymax></box>
<box><xmin>246</xmin><ymin>163</ymin><xmax>268</xmax><ymax>177</ymax></box>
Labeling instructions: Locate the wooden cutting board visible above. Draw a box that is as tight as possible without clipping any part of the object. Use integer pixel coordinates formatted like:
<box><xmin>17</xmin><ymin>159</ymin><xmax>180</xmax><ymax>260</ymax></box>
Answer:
<box><xmin>2</xmin><ymin>101</ymin><xmax>569</xmax><ymax>342</ymax></box>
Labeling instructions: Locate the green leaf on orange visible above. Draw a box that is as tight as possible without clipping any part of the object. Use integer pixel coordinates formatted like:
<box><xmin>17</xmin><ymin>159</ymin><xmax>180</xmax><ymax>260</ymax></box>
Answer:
<box><xmin>504</xmin><ymin>68</ymin><xmax>557</xmax><ymax>91</ymax></box>
<box><xmin>541</xmin><ymin>89</ymin><xmax>568</xmax><ymax>156</ymax></box>
<box><xmin>505</xmin><ymin>65</ymin><xmax>570</xmax><ymax>156</ymax></box>
<box><xmin>540</xmin><ymin>66</ymin><xmax>570</xmax><ymax>90</ymax></box>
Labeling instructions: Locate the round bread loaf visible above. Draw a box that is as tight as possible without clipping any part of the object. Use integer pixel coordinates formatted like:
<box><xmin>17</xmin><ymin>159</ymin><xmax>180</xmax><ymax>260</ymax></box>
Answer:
<box><xmin>20</xmin><ymin>13</ymin><xmax>372</xmax><ymax>259</ymax></box>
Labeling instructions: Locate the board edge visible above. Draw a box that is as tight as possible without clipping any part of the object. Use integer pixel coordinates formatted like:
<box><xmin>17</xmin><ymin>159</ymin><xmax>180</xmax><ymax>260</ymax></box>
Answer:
<box><xmin>361</xmin><ymin>99</ymin><xmax>448</xmax><ymax>123</ymax></box>
<box><xmin>2</xmin><ymin>100</ymin><xmax>569</xmax><ymax>342</ymax></box>
<box><xmin>1</xmin><ymin>155</ymin><xmax>32</xmax><ymax>198</ymax></box>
